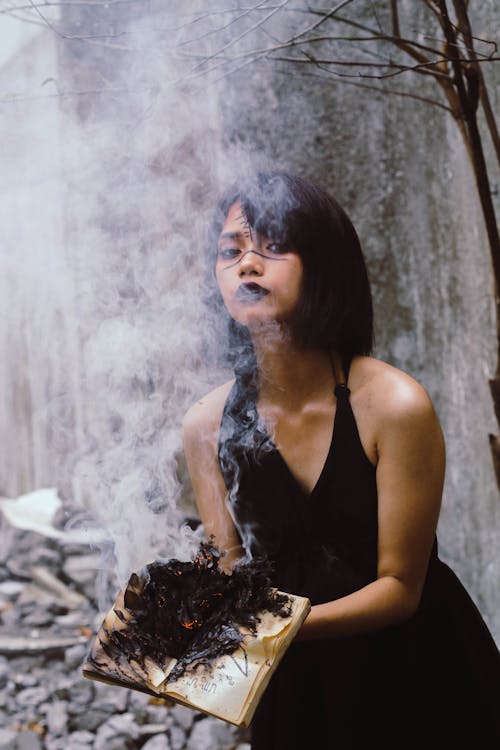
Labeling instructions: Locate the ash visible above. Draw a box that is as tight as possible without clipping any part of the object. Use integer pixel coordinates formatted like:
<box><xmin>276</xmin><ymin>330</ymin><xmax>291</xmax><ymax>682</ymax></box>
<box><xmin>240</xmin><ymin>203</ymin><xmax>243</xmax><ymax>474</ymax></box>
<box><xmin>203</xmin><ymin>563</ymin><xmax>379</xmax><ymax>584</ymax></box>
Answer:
<box><xmin>0</xmin><ymin>527</ymin><xmax>252</xmax><ymax>750</ymax></box>
<box><xmin>103</xmin><ymin>540</ymin><xmax>291</xmax><ymax>683</ymax></box>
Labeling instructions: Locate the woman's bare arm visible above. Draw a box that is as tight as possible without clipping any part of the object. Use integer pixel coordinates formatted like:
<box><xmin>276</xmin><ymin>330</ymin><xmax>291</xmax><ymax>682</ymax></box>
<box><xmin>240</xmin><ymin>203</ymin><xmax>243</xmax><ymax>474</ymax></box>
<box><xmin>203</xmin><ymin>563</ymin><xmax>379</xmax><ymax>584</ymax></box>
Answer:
<box><xmin>297</xmin><ymin>371</ymin><xmax>445</xmax><ymax>640</ymax></box>
<box><xmin>182</xmin><ymin>382</ymin><xmax>245</xmax><ymax>572</ymax></box>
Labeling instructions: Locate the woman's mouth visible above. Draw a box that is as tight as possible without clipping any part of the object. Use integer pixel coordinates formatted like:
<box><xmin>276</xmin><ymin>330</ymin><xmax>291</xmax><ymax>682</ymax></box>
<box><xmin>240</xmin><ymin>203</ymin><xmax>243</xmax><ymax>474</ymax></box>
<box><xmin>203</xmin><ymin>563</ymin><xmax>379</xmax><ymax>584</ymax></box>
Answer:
<box><xmin>236</xmin><ymin>283</ymin><xmax>270</xmax><ymax>303</ymax></box>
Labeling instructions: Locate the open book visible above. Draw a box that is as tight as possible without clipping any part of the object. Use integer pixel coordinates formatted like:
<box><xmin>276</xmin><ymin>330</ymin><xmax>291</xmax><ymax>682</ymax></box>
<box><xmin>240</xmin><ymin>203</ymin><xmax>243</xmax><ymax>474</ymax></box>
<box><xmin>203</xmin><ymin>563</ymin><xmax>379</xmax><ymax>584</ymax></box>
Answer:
<box><xmin>82</xmin><ymin>579</ymin><xmax>310</xmax><ymax>728</ymax></box>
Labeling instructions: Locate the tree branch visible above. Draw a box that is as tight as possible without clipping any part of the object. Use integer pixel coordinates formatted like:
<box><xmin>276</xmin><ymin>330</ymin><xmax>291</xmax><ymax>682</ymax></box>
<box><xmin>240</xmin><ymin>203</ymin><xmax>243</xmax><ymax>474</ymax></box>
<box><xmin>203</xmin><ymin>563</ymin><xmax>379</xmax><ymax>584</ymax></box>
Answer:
<box><xmin>183</xmin><ymin>0</ymin><xmax>288</xmax><ymax>77</ymax></box>
<box><xmin>451</xmin><ymin>0</ymin><xmax>500</xmax><ymax>167</ymax></box>
<box><xmin>391</xmin><ymin>0</ymin><xmax>400</xmax><ymax>37</ymax></box>
<box><xmin>273</xmin><ymin>64</ymin><xmax>453</xmax><ymax>112</ymax></box>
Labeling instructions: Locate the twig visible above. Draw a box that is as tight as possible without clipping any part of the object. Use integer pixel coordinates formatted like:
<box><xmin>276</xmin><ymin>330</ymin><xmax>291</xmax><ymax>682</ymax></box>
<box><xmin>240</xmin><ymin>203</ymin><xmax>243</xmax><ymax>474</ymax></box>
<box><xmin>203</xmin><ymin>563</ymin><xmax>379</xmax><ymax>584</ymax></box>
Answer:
<box><xmin>274</xmin><ymin>65</ymin><xmax>452</xmax><ymax>112</ymax></box>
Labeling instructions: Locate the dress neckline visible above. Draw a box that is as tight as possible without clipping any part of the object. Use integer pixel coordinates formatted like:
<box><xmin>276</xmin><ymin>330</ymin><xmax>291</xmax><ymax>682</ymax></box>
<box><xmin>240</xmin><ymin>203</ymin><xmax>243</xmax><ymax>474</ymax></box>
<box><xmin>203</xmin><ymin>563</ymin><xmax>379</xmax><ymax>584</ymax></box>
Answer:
<box><xmin>255</xmin><ymin>387</ymin><xmax>348</xmax><ymax>499</ymax></box>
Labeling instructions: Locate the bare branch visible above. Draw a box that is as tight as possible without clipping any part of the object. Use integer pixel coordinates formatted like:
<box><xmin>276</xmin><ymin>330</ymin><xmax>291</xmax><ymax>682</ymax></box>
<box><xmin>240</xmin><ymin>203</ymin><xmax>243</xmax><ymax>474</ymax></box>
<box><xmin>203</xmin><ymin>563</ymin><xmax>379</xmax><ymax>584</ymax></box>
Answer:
<box><xmin>451</xmin><ymin>0</ymin><xmax>500</xmax><ymax>166</ymax></box>
<box><xmin>419</xmin><ymin>34</ymin><xmax>497</xmax><ymax>60</ymax></box>
<box><xmin>267</xmin><ymin>49</ymin><xmax>478</xmax><ymax>82</ymax></box>
<box><xmin>0</xmin><ymin>0</ymin><xmax>146</xmax><ymax>9</ymax></box>
<box><xmin>176</xmin><ymin>1</ymin><xmax>274</xmax><ymax>49</ymax></box>
<box><xmin>0</xmin><ymin>83</ymin><xmax>158</xmax><ymax>104</ymax></box>
<box><xmin>0</xmin><ymin>7</ymin><xmax>45</xmax><ymax>25</ymax></box>
<box><xmin>368</xmin><ymin>0</ymin><xmax>384</xmax><ymax>35</ymax></box>
<box><xmin>274</xmin><ymin>64</ymin><xmax>453</xmax><ymax>112</ymax></box>
<box><xmin>287</xmin><ymin>33</ymin><xmax>443</xmax><ymax>57</ymax></box>
<box><xmin>23</xmin><ymin>0</ymin><xmax>132</xmax><ymax>44</ymax></box>
<box><xmin>421</xmin><ymin>0</ymin><xmax>444</xmax><ymax>22</ymax></box>
<box><xmin>285</xmin><ymin>0</ymin><xmax>358</xmax><ymax>43</ymax></box>
<box><xmin>291</xmin><ymin>9</ymin><xmax>454</xmax><ymax>82</ymax></box>
<box><xmin>391</xmin><ymin>0</ymin><xmax>401</xmax><ymax>37</ymax></box>
<box><xmin>183</xmin><ymin>0</ymin><xmax>288</xmax><ymax>77</ymax></box>
<box><xmin>298</xmin><ymin>5</ymin><xmax>494</xmax><ymax>58</ymax></box>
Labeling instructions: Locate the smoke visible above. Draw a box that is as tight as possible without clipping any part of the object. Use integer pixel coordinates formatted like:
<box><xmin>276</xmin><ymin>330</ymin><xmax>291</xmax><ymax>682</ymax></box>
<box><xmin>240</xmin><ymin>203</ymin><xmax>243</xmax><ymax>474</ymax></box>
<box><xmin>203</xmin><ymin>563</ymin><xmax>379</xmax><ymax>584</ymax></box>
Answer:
<box><xmin>4</xmin><ymin>2</ymin><xmax>499</xmax><ymax>641</ymax></box>
<box><xmin>0</xmin><ymin>2</ymin><xmax>293</xmax><ymax>604</ymax></box>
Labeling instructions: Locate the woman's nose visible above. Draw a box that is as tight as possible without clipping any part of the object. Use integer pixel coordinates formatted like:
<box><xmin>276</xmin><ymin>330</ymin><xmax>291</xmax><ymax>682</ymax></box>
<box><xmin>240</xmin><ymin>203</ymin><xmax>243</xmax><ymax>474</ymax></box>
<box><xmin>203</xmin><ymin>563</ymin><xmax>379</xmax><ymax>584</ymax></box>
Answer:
<box><xmin>238</xmin><ymin>250</ymin><xmax>264</xmax><ymax>276</ymax></box>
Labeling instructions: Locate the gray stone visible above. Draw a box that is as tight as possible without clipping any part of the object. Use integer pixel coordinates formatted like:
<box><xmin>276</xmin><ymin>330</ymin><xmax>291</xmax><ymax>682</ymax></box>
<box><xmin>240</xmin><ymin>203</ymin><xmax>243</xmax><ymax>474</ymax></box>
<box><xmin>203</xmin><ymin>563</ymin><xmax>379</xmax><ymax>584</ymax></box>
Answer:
<box><xmin>0</xmin><ymin>661</ymin><xmax>9</xmax><ymax>689</ymax></box>
<box><xmin>14</xmin><ymin>532</ymin><xmax>47</xmax><ymax>555</ymax></box>
<box><xmin>92</xmin><ymin>683</ymin><xmax>129</xmax><ymax>713</ymax></box>
<box><xmin>0</xmin><ymin>690</ymin><xmax>15</xmax><ymax>711</ymax></box>
<box><xmin>64</xmin><ymin>643</ymin><xmax>88</xmax><ymax>671</ymax></box>
<box><xmin>66</xmin><ymin>679</ymin><xmax>94</xmax><ymax>708</ymax></box>
<box><xmin>63</xmin><ymin>554</ymin><xmax>101</xmax><ymax>585</ymax></box>
<box><xmin>16</xmin><ymin>583</ymin><xmax>58</xmax><ymax>609</ymax></box>
<box><xmin>15</xmin><ymin>730</ymin><xmax>42</xmax><ymax>750</ymax></box>
<box><xmin>26</xmin><ymin>547</ymin><xmax>61</xmax><ymax>569</ymax></box>
<box><xmin>69</xmin><ymin>708</ymin><xmax>109</xmax><ymax>732</ymax></box>
<box><xmin>29</xmin><ymin>567</ymin><xmax>86</xmax><ymax>610</ymax></box>
<box><xmin>0</xmin><ymin>728</ymin><xmax>17</xmax><ymax>750</ymax></box>
<box><xmin>16</xmin><ymin>686</ymin><xmax>48</xmax><ymax>707</ymax></box>
<box><xmin>5</xmin><ymin>559</ymin><xmax>34</xmax><ymax>580</ymax></box>
<box><xmin>187</xmin><ymin>717</ymin><xmax>238</xmax><ymax>750</ymax></box>
<box><xmin>12</xmin><ymin>672</ymin><xmax>38</xmax><ymax>689</ymax></box>
<box><xmin>168</xmin><ymin>724</ymin><xmax>186</xmax><ymax>750</ymax></box>
<box><xmin>139</xmin><ymin>723</ymin><xmax>170</xmax><ymax>737</ymax></box>
<box><xmin>1</xmin><ymin>606</ymin><xmax>21</xmax><ymax>627</ymax></box>
<box><xmin>127</xmin><ymin>690</ymin><xmax>167</xmax><ymax>725</ymax></box>
<box><xmin>170</xmin><ymin>705</ymin><xmax>194</xmax><ymax>731</ymax></box>
<box><xmin>22</xmin><ymin>610</ymin><xmax>54</xmax><ymax>627</ymax></box>
<box><xmin>46</xmin><ymin>700</ymin><xmax>68</xmax><ymax>736</ymax></box>
<box><xmin>54</xmin><ymin>612</ymin><xmax>88</xmax><ymax>628</ymax></box>
<box><xmin>0</xmin><ymin>581</ymin><xmax>25</xmax><ymax>599</ymax></box>
<box><xmin>94</xmin><ymin>740</ymin><xmax>135</xmax><ymax>750</ymax></box>
<box><xmin>93</xmin><ymin>713</ymin><xmax>140</xmax><ymax>750</ymax></box>
<box><xmin>142</xmin><ymin>734</ymin><xmax>171</xmax><ymax>750</ymax></box>
<box><xmin>67</xmin><ymin>730</ymin><xmax>95</xmax><ymax>748</ymax></box>
<box><xmin>44</xmin><ymin>738</ymin><xmax>66</xmax><ymax>750</ymax></box>
<box><xmin>69</xmin><ymin>677</ymin><xmax>93</xmax><ymax>710</ymax></box>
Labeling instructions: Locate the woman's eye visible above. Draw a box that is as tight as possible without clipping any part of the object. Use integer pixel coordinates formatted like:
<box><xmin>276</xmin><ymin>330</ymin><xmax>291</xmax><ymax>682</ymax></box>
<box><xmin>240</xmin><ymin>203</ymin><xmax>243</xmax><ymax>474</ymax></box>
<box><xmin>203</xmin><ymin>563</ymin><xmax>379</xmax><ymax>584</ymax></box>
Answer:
<box><xmin>266</xmin><ymin>242</ymin><xmax>289</xmax><ymax>255</ymax></box>
<box><xmin>218</xmin><ymin>247</ymin><xmax>240</xmax><ymax>260</ymax></box>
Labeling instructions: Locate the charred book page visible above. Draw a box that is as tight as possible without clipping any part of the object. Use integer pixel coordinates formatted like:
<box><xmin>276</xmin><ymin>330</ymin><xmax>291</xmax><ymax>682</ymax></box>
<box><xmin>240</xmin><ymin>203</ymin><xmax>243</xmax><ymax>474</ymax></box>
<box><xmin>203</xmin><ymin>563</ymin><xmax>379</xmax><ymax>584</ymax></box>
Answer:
<box><xmin>82</xmin><ymin>541</ymin><xmax>311</xmax><ymax>727</ymax></box>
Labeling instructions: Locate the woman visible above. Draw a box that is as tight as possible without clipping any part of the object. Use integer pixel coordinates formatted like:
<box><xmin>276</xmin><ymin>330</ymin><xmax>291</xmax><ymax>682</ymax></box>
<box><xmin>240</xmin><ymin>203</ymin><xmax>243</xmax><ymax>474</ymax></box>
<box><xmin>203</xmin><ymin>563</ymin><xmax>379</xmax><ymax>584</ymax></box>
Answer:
<box><xmin>183</xmin><ymin>172</ymin><xmax>500</xmax><ymax>748</ymax></box>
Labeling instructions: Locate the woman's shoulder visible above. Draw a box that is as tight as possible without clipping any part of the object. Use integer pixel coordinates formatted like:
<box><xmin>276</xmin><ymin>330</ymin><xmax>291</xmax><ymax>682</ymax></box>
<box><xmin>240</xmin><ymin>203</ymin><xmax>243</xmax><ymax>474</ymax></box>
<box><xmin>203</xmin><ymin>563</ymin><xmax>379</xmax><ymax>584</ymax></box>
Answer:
<box><xmin>351</xmin><ymin>355</ymin><xmax>444</xmax><ymax>465</ymax></box>
<box><xmin>182</xmin><ymin>379</ymin><xmax>235</xmax><ymax>438</ymax></box>
<box><xmin>352</xmin><ymin>355</ymin><xmax>440</xmax><ymax>424</ymax></box>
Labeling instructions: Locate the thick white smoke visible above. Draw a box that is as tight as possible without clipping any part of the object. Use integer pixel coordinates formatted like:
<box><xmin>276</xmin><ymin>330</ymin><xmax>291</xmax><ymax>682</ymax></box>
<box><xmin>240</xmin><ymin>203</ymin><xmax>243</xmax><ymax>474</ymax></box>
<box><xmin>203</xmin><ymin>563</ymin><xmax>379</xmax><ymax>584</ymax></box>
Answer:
<box><xmin>0</xmin><ymin>3</ymin><xmax>284</xmax><ymax>601</ymax></box>
<box><xmin>1</xmin><ymin>2</ymin><xmax>499</xmax><ymax>641</ymax></box>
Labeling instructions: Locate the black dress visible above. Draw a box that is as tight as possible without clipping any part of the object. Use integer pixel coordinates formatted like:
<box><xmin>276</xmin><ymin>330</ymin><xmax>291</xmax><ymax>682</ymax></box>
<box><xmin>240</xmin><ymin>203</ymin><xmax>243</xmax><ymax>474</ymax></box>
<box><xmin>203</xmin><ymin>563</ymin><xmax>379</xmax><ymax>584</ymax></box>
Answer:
<box><xmin>218</xmin><ymin>363</ymin><xmax>500</xmax><ymax>749</ymax></box>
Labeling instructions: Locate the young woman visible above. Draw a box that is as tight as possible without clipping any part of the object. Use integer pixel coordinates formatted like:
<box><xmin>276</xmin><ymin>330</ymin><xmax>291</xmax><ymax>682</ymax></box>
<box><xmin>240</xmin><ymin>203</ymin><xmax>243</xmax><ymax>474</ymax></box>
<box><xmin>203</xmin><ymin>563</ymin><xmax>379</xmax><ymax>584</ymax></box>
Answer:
<box><xmin>182</xmin><ymin>172</ymin><xmax>500</xmax><ymax>748</ymax></box>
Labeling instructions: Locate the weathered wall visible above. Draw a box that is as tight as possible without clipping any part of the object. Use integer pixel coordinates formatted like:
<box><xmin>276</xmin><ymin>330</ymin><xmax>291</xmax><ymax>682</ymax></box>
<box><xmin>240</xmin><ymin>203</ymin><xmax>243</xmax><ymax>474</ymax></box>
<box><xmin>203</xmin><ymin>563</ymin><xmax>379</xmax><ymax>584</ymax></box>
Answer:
<box><xmin>1</xmin><ymin>2</ymin><xmax>499</xmax><ymax>643</ymax></box>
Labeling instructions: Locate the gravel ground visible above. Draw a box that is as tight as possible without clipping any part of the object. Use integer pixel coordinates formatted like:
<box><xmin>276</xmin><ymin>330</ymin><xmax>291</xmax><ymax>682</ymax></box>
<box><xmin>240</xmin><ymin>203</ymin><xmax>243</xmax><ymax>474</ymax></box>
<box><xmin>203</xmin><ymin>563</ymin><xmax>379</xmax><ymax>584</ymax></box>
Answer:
<box><xmin>0</xmin><ymin>521</ymin><xmax>252</xmax><ymax>750</ymax></box>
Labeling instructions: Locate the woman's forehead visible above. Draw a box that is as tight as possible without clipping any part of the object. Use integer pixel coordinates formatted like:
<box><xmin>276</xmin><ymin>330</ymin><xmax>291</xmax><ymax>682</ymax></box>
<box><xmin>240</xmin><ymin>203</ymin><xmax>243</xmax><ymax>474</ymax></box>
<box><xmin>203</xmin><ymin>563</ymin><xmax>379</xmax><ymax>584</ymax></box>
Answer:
<box><xmin>220</xmin><ymin>201</ymin><xmax>254</xmax><ymax>240</ymax></box>
<box><xmin>222</xmin><ymin>201</ymin><xmax>246</xmax><ymax>226</ymax></box>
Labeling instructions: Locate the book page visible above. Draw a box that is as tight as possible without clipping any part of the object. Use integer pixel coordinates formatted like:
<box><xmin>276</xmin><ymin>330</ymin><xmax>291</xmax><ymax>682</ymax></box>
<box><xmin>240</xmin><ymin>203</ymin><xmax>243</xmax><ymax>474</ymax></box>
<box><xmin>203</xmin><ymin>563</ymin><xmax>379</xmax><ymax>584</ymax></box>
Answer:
<box><xmin>160</xmin><ymin>593</ymin><xmax>309</xmax><ymax>725</ymax></box>
<box><xmin>162</xmin><ymin>634</ymin><xmax>268</xmax><ymax>725</ymax></box>
<box><xmin>83</xmin><ymin>589</ymin><xmax>310</xmax><ymax>727</ymax></box>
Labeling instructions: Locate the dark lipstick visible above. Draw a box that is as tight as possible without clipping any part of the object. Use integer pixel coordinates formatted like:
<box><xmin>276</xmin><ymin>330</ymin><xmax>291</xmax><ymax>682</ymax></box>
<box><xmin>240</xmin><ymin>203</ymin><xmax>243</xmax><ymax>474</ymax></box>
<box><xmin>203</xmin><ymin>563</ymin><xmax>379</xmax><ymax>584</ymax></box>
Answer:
<box><xmin>236</xmin><ymin>283</ymin><xmax>270</xmax><ymax>302</ymax></box>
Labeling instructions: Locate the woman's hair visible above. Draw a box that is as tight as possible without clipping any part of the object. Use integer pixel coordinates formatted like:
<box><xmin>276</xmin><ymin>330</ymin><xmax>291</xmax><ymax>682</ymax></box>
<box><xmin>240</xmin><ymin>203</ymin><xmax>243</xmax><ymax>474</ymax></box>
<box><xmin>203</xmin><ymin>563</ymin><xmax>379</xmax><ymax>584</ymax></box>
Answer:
<box><xmin>206</xmin><ymin>171</ymin><xmax>373</xmax><ymax>358</ymax></box>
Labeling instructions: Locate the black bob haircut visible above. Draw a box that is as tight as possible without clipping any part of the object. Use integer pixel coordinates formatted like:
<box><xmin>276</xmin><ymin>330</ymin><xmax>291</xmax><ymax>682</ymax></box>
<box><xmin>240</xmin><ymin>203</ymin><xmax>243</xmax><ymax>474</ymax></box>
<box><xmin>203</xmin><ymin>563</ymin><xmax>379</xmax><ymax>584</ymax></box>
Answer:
<box><xmin>206</xmin><ymin>171</ymin><xmax>374</xmax><ymax>359</ymax></box>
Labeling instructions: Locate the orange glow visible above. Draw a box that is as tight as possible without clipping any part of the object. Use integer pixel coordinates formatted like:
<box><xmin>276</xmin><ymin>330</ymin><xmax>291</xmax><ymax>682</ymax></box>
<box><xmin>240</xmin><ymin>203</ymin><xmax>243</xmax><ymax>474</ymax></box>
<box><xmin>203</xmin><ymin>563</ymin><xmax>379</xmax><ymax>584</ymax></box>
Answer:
<box><xmin>180</xmin><ymin>619</ymin><xmax>199</xmax><ymax>629</ymax></box>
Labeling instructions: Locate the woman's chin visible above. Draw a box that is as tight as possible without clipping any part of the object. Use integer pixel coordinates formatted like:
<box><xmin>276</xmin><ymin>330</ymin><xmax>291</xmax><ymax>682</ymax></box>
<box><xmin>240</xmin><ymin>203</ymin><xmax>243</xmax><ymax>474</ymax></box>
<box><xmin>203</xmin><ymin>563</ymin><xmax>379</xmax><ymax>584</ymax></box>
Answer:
<box><xmin>246</xmin><ymin>318</ymin><xmax>294</xmax><ymax>346</ymax></box>
<box><xmin>230</xmin><ymin>308</ymin><xmax>276</xmax><ymax>328</ymax></box>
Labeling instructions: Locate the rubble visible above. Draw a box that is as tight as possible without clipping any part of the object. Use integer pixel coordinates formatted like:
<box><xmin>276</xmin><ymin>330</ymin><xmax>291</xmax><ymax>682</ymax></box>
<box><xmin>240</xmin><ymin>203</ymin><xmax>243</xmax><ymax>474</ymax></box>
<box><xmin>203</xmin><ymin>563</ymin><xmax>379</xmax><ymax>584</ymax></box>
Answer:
<box><xmin>0</xmin><ymin>504</ymin><xmax>252</xmax><ymax>750</ymax></box>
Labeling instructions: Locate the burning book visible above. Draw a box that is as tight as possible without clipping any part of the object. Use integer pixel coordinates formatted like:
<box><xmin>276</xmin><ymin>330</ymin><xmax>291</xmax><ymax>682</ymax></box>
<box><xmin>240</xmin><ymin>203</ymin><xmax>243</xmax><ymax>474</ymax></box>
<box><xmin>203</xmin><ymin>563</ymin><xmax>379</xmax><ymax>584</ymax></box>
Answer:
<box><xmin>82</xmin><ymin>541</ymin><xmax>310</xmax><ymax>727</ymax></box>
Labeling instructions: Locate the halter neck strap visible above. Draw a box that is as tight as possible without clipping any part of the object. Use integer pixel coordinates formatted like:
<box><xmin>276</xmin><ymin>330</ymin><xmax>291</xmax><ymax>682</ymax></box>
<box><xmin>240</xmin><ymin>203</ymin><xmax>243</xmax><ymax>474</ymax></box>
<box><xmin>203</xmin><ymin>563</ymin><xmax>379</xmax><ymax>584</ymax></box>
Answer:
<box><xmin>334</xmin><ymin>355</ymin><xmax>352</xmax><ymax>398</ymax></box>
<box><xmin>342</xmin><ymin>356</ymin><xmax>352</xmax><ymax>386</ymax></box>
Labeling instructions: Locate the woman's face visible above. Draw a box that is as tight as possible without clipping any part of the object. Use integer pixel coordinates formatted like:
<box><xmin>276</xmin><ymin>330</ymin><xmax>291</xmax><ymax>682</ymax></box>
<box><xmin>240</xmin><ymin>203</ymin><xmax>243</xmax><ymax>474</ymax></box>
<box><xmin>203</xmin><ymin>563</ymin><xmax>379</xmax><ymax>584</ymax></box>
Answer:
<box><xmin>215</xmin><ymin>201</ymin><xmax>303</xmax><ymax>330</ymax></box>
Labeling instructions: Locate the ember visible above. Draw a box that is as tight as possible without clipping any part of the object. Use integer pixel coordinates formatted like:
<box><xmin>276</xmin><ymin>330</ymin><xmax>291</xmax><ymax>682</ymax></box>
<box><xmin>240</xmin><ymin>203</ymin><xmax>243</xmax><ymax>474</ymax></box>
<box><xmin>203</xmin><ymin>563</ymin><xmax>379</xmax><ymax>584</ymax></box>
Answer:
<box><xmin>93</xmin><ymin>540</ymin><xmax>291</xmax><ymax>682</ymax></box>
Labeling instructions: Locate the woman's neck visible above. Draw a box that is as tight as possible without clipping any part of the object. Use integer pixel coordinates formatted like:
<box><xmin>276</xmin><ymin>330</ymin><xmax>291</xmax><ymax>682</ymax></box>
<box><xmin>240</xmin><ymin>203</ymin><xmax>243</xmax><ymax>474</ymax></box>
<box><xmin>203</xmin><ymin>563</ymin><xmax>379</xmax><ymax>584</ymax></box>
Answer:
<box><xmin>250</xmin><ymin>330</ymin><xmax>340</xmax><ymax>410</ymax></box>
